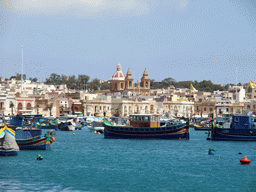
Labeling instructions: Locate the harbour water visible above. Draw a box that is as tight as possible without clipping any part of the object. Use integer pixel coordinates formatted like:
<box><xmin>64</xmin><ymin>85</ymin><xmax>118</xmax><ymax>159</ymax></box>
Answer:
<box><xmin>1</xmin><ymin>128</ymin><xmax>256</xmax><ymax>192</ymax></box>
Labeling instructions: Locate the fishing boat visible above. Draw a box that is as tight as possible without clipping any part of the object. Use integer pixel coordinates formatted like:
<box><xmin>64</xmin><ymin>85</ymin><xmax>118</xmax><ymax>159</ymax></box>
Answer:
<box><xmin>88</xmin><ymin>121</ymin><xmax>104</xmax><ymax>133</ymax></box>
<box><xmin>208</xmin><ymin>115</ymin><xmax>256</xmax><ymax>141</ymax></box>
<box><xmin>103</xmin><ymin>114</ymin><xmax>189</xmax><ymax>139</ymax></box>
<box><xmin>15</xmin><ymin>128</ymin><xmax>56</xmax><ymax>150</ymax></box>
<box><xmin>0</xmin><ymin>126</ymin><xmax>19</xmax><ymax>156</ymax></box>
<box><xmin>194</xmin><ymin>122</ymin><xmax>211</xmax><ymax>131</ymax></box>
<box><xmin>8</xmin><ymin>115</ymin><xmax>56</xmax><ymax>150</ymax></box>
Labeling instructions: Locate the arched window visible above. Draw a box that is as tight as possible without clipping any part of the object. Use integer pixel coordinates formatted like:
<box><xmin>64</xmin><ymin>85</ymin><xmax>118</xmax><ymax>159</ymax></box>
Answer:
<box><xmin>121</xmin><ymin>83</ymin><xmax>123</xmax><ymax>89</ymax></box>
<box><xmin>18</xmin><ymin>103</ymin><xmax>22</xmax><ymax>110</ymax></box>
<box><xmin>115</xmin><ymin>83</ymin><xmax>117</xmax><ymax>90</ymax></box>
<box><xmin>26</xmin><ymin>103</ymin><xmax>32</xmax><ymax>110</ymax></box>
<box><xmin>247</xmin><ymin>105</ymin><xmax>250</xmax><ymax>109</ymax></box>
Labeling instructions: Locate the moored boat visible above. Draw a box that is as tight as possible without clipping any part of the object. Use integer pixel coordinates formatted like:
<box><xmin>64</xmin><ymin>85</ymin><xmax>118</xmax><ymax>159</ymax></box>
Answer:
<box><xmin>15</xmin><ymin>128</ymin><xmax>56</xmax><ymax>150</ymax></box>
<box><xmin>0</xmin><ymin>126</ymin><xmax>19</xmax><ymax>156</ymax></box>
<box><xmin>208</xmin><ymin>115</ymin><xmax>256</xmax><ymax>141</ymax></box>
<box><xmin>103</xmin><ymin>114</ymin><xmax>189</xmax><ymax>139</ymax></box>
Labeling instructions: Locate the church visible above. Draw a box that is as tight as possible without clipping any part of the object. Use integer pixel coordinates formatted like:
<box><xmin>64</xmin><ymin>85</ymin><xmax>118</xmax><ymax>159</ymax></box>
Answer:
<box><xmin>109</xmin><ymin>63</ymin><xmax>150</xmax><ymax>96</ymax></box>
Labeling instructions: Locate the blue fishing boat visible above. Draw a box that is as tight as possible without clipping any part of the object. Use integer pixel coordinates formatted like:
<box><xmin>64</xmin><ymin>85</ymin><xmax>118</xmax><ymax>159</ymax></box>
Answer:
<box><xmin>15</xmin><ymin>128</ymin><xmax>56</xmax><ymax>150</ymax></box>
<box><xmin>103</xmin><ymin>114</ymin><xmax>189</xmax><ymax>139</ymax></box>
<box><xmin>8</xmin><ymin>115</ymin><xmax>56</xmax><ymax>150</ymax></box>
<box><xmin>0</xmin><ymin>126</ymin><xmax>19</xmax><ymax>156</ymax></box>
<box><xmin>208</xmin><ymin>115</ymin><xmax>256</xmax><ymax>141</ymax></box>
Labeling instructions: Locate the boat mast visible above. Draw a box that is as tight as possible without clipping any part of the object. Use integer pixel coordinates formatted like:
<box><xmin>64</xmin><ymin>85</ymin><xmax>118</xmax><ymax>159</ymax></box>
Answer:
<box><xmin>235</xmin><ymin>66</ymin><xmax>237</xmax><ymax>115</ymax></box>
<box><xmin>21</xmin><ymin>46</ymin><xmax>23</xmax><ymax>93</ymax></box>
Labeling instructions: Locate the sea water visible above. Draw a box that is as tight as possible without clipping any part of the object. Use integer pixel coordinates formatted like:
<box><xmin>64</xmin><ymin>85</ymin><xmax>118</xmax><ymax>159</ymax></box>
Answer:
<box><xmin>1</xmin><ymin>128</ymin><xmax>256</xmax><ymax>192</ymax></box>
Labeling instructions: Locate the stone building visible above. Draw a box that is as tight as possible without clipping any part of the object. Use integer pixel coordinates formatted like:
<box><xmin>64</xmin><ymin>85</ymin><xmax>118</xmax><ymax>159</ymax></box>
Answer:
<box><xmin>109</xmin><ymin>63</ymin><xmax>150</xmax><ymax>96</ymax></box>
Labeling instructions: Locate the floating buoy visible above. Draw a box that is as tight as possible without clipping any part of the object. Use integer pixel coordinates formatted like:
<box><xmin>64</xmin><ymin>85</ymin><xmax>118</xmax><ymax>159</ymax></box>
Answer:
<box><xmin>238</xmin><ymin>152</ymin><xmax>242</xmax><ymax>155</ymax></box>
<box><xmin>73</xmin><ymin>133</ymin><xmax>75</xmax><ymax>135</ymax></box>
<box><xmin>240</xmin><ymin>156</ymin><xmax>251</xmax><ymax>165</ymax></box>
<box><xmin>208</xmin><ymin>148</ymin><xmax>216</xmax><ymax>155</ymax></box>
<box><xmin>36</xmin><ymin>154</ymin><xmax>43</xmax><ymax>160</ymax></box>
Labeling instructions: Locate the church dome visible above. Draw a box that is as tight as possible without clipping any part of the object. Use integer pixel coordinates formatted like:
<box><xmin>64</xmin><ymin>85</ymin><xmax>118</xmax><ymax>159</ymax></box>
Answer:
<box><xmin>111</xmin><ymin>63</ymin><xmax>126</xmax><ymax>80</ymax></box>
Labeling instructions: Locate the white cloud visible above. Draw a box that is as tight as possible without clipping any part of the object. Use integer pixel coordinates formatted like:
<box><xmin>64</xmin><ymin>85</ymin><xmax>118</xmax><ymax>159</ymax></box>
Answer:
<box><xmin>8</xmin><ymin>0</ymin><xmax>150</xmax><ymax>18</ymax></box>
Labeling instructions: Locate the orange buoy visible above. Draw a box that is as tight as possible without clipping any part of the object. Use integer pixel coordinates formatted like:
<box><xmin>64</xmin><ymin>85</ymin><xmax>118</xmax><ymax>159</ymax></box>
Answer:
<box><xmin>240</xmin><ymin>156</ymin><xmax>251</xmax><ymax>165</ymax></box>
<box><xmin>52</xmin><ymin>137</ymin><xmax>56</xmax><ymax>142</ymax></box>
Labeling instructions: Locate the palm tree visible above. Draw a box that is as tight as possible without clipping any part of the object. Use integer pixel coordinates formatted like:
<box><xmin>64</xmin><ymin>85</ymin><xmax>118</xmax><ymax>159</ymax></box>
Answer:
<box><xmin>46</xmin><ymin>103</ymin><xmax>54</xmax><ymax>116</ymax></box>
<box><xmin>81</xmin><ymin>105</ymin><xmax>85</xmax><ymax>116</ymax></box>
<box><xmin>35</xmin><ymin>104</ymin><xmax>40</xmax><ymax>115</ymax></box>
<box><xmin>9</xmin><ymin>102</ymin><xmax>14</xmax><ymax>115</ymax></box>
<box><xmin>59</xmin><ymin>105</ymin><xmax>64</xmax><ymax>116</ymax></box>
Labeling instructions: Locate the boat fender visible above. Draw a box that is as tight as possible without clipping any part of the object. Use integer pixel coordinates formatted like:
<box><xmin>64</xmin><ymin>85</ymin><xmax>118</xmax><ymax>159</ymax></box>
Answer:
<box><xmin>36</xmin><ymin>154</ymin><xmax>43</xmax><ymax>160</ymax></box>
<box><xmin>240</xmin><ymin>156</ymin><xmax>251</xmax><ymax>165</ymax></box>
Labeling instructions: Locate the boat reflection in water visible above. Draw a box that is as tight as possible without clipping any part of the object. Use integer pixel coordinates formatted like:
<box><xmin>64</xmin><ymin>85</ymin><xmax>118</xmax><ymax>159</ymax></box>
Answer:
<box><xmin>104</xmin><ymin>114</ymin><xmax>189</xmax><ymax>139</ymax></box>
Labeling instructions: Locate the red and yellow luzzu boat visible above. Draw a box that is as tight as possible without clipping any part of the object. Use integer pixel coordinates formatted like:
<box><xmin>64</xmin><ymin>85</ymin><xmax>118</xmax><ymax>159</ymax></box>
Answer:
<box><xmin>104</xmin><ymin>114</ymin><xmax>189</xmax><ymax>139</ymax></box>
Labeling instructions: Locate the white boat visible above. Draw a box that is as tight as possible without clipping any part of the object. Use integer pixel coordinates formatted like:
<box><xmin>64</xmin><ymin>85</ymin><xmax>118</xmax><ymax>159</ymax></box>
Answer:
<box><xmin>87</xmin><ymin>120</ymin><xmax>104</xmax><ymax>133</ymax></box>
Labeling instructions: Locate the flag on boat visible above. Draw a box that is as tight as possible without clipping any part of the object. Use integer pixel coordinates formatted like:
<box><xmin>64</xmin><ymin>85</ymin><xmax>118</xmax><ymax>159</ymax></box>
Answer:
<box><xmin>190</xmin><ymin>84</ymin><xmax>194</xmax><ymax>90</ymax></box>
<box><xmin>250</xmin><ymin>80</ymin><xmax>255</xmax><ymax>89</ymax></box>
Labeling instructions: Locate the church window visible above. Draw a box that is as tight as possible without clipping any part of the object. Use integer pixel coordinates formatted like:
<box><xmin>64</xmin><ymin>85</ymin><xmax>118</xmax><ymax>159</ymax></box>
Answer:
<box><xmin>129</xmin><ymin>81</ymin><xmax>132</xmax><ymax>87</ymax></box>
<box><xmin>121</xmin><ymin>83</ymin><xmax>123</xmax><ymax>89</ymax></box>
<box><xmin>115</xmin><ymin>83</ymin><xmax>117</xmax><ymax>90</ymax></box>
<box><xmin>145</xmin><ymin>82</ymin><xmax>148</xmax><ymax>88</ymax></box>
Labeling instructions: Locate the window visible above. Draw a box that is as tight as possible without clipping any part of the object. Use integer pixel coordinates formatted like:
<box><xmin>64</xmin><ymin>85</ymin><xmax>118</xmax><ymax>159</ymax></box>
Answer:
<box><xmin>204</xmin><ymin>108</ymin><xmax>206</xmax><ymax>111</ymax></box>
<box><xmin>145</xmin><ymin>116</ymin><xmax>149</xmax><ymax>122</ymax></box>
<box><xmin>18</xmin><ymin>103</ymin><xmax>23</xmax><ymax>110</ymax></box>
<box><xmin>26</xmin><ymin>103</ymin><xmax>32</xmax><ymax>110</ymax></box>
<box><xmin>226</xmin><ymin>108</ymin><xmax>229</xmax><ymax>112</ymax></box>
<box><xmin>210</xmin><ymin>108</ymin><xmax>212</xmax><ymax>112</ymax></box>
<box><xmin>235</xmin><ymin>117</ymin><xmax>239</xmax><ymax>122</ymax></box>
<box><xmin>247</xmin><ymin>105</ymin><xmax>250</xmax><ymax>109</ymax></box>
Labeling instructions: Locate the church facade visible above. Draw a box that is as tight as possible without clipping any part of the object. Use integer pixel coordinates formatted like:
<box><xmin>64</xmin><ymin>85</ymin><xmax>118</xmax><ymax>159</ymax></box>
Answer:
<box><xmin>109</xmin><ymin>63</ymin><xmax>150</xmax><ymax>96</ymax></box>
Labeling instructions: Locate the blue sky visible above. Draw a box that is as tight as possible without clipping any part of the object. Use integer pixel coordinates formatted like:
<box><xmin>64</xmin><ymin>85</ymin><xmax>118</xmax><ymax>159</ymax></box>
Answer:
<box><xmin>1</xmin><ymin>0</ymin><xmax>256</xmax><ymax>84</ymax></box>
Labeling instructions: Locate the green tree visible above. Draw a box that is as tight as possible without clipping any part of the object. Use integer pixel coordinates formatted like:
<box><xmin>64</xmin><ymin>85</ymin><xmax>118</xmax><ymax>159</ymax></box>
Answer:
<box><xmin>59</xmin><ymin>105</ymin><xmax>64</xmax><ymax>116</ymax></box>
<box><xmin>78</xmin><ymin>75</ymin><xmax>90</xmax><ymax>90</ymax></box>
<box><xmin>46</xmin><ymin>103</ymin><xmax>54</xmax><ymax>116</ymax></box>
<box><xmin>162</xmin><ymin>77</ymin><xmax>176</xmax><ymax>88</ymax></box>
<box><xmin>35</xmin><ymin>104</ymin><xmax>40</xmax><ymax>115</ymax></box>
<box><xmin>45</xmin><ymin>73</ymin><xmax>61</xmax><ymax>85</ymax></box>
<box><xmin>29</xmin><ymin>77</ymin><xmax>38</xmax><ymax>82</ymax></box>
<box><xmin>100</xmin><ymin>81</ymin><xmax>110</xmax><ymax>90</ymax></box>
<box><xmin>89</xmin><ymin>78</ymin><xmax>101</xmax><ymax>91</ymax></box>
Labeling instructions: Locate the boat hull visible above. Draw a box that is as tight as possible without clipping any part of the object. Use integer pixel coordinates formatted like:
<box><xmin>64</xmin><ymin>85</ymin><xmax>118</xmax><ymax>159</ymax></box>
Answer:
<box><xmin>16</xmin><ymin>135</ymin><xmax>54</xmax><ymax>150</ymax></box>
<box><xmin>194</xmin><ymin>124</ymin><xmax>211</xmax><ymax>131</ymax></box>
<box><xmin>104</xmin><ymin>123</ymin><xmax>189</xmax><ymax>139</ymax></box>
<box><xmin>211</xmin><ymin>128</ymin><xmax>256</xmax><ymax>141</ymax></box>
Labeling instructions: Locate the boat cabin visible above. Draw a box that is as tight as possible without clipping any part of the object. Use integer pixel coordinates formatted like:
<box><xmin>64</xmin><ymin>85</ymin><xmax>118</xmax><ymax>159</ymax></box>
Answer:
<box><xmin>231</xmin><ymin>115</ymin><xmax>255</xmax><ymax>129</ymax></box>
<box><xmin>129</xmin><ymin>114</ymin><xmax>160</xmax><ymax>128</ymax></box>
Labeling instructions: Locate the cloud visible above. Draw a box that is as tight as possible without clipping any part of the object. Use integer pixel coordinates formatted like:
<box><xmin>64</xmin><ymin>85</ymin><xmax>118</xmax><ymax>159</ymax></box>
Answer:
<box><xmin>6</xmin><ymin>0</ymin><xmax>150</xmax><ymax>18</ymax></box>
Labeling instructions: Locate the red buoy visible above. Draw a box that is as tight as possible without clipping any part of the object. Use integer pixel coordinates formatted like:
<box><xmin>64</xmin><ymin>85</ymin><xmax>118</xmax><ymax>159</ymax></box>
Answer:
<box><xmin>240</xmin><ymin>156</ymin><xmax>251</xmax><ymax>165</ymax></box>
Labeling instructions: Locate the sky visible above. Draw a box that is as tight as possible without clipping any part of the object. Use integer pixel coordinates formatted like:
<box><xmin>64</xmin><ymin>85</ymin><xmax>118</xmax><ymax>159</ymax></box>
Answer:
<box><xmin>1</xmin><ymin>0</ymin><xmax>256</xmax><ymax>84</ymax></box>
